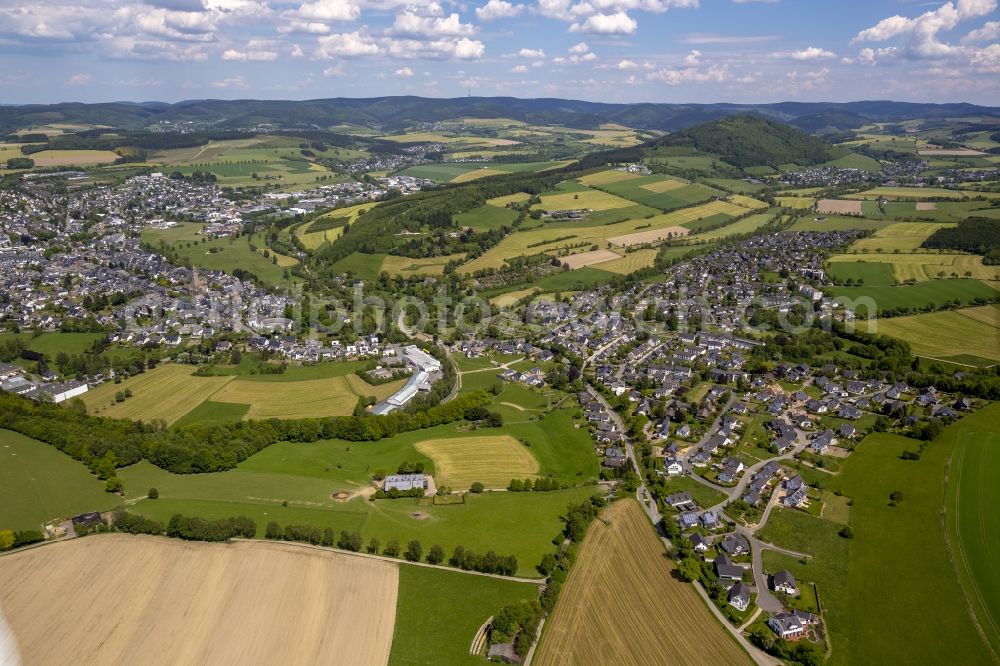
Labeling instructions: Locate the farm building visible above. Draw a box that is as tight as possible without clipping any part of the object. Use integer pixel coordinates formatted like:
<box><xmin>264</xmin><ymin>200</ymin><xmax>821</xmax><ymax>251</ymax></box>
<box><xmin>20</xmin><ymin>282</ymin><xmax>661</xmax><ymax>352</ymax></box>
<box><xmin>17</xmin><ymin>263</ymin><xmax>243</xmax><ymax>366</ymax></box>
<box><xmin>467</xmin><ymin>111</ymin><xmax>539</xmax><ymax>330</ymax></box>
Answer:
<box><xmin>383</xmin><ymin>474</ymin><xmax>427</xmax><ymax>492</ymax></box>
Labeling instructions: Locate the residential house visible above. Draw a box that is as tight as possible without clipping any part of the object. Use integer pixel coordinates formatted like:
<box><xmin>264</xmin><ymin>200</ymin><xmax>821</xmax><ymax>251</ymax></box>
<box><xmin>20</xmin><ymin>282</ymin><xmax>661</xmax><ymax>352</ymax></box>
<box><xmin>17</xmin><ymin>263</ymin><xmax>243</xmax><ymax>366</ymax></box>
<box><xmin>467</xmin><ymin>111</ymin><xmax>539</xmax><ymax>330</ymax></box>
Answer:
<box><xmin>772</xmin><ymin>570</ymin><xmax>799</xmax><ymax>596</ymax></box>
<box><xmin>715</xmin><ymin>553</ymin><xmax>744</xmax><ymax>582</ymax></box>
<box><xmin>728</xmin><ymin>582</ymin><xmax>751</xmax><ymax>612</ymax></box>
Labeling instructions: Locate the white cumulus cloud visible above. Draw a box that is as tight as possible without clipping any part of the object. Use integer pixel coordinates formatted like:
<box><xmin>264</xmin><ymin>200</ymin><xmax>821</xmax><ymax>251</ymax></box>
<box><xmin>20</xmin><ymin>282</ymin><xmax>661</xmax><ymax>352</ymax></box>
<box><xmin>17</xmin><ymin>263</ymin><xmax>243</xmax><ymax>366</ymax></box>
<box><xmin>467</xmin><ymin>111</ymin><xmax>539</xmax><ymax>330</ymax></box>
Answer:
<box><xmin>569</xmin><ymin>11</ymin><xmax>637</xmax><ymax>34</ymax></box>
<box><xmin>476</xmin><ymin>0</ymin><xmax>524</xmax><ymax>20</ymax></box>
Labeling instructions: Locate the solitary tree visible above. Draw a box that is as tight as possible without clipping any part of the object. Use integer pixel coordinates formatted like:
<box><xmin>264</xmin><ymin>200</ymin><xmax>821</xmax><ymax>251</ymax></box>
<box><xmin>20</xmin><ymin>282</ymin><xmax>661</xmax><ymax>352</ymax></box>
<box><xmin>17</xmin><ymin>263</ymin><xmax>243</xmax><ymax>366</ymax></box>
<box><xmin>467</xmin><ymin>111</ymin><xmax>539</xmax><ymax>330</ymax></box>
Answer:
<box><xmin>405</xmin><ymin>539</ymin><xmax>423</xmax><ymax>562</ymax></box>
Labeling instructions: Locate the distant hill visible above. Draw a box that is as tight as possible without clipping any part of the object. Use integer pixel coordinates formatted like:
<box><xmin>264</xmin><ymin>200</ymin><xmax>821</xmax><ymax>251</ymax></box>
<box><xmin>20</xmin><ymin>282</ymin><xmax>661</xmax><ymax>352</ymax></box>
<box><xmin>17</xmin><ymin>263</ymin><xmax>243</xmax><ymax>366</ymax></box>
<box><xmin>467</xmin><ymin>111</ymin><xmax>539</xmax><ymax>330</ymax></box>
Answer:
<box><xmin>651</xmin><ymin>115</ymin><xmax>844</xmax><ymax>168</ymax></box>
<box><xmin>1</xmin><ymin>97</ymin><xmax>998</xmax><ymax>135</ymax></box>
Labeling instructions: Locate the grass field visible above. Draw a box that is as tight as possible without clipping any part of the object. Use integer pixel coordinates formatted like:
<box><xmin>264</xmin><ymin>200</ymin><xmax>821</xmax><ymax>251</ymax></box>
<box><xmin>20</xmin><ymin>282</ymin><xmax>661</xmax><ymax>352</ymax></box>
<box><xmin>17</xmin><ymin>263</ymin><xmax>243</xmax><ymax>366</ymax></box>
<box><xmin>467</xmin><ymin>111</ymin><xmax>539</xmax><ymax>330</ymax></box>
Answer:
<box><xmin>761</xmin><ymin>426</ymin><xmax>996</xmax><ymax>666</ymax></box>
<box><xmin>3</xmin><ymin>331</ymin><xmax>106</xmax><ymax>357</ymax></box>
<box><xmin>533</xmin><ymin>187</ymin><xmax>634</xmax><ymax>212</ymax></box>
<box><xmin>0</xmin><ymin>429</ymin><xmax>118</xmax><ymax>530</ymax></box>
<box><xmin>389</xmin><ymin>565</ymin><xmax>539</xmax><ymax>666</ymax></box>
<box><xmin>413</xmin><ymin>436</ymin><xmax>539</xmax><ymax>489</ymax></box>
<box><xmin>141</xmin><ymin>223</ymin><xmax>293</xmax><ymax>286</ymax></box>
<box><xmin>534</xmin><ymin>500</ymin><xmax>750</xmax><ymax>665</ymax></box>
<box><xmin>827</xmin><ymin>279</ymin><xmax>998</xmax><ymax>316</ymax></box>
<box><xmin>577</xmin><ymin>169</ymin><xmax>646</xmax><ymax>186</ymax></box>
<box><xmin>943</xmin><ymin>404</ymin><xmax>1000</xmax><ymax>656</ymax></box>
<box><xmin>786</xmin><ymin>215</ymin><xmax>893</xmax><ymax>232</ymax></box>
<box><xmin>455</xmin><ymin>204</ymin><xmax>519</xmax><ymax>231</ymax></box>
<box><xmin>297</xmin><ymin>203</ymin><xmax>370</xmax><ymax>249</ymax></box>
<box><xmin>598</xmin><ymin>177</ymin><xmax>722</xmax><ymax>211</ymax></box>
<box><xmin>330</xmin><ymin>251</ymin><xmax>389</xmax><ymax>281</ymax></box>
<box><xmin>863</xmin><ymin>307</ymin><xmax>1000</xmax><ymax>363</ymax></box>
<box><xmin>210</xmin><ymin>374</ymin><xmax>402</xmax><ymax>419</ymax></box>
<box><xmin>825</xmin><ymin>260</ymin><xmax>896</xmax><ymax>285</ymax></box>
<box><xmin>0</xmin><ymin>535</ymin><xmax>398</xmax><ymax>666</ymax></box>
<box><xmin>82</xmin><ymin>364</ymin><xmax>235</xmax><ymax>424</ymax></box>
<box><xmin>486</xmin><ymin>192</ymin><xmax>531</xmax><ymax>207</ymax></box>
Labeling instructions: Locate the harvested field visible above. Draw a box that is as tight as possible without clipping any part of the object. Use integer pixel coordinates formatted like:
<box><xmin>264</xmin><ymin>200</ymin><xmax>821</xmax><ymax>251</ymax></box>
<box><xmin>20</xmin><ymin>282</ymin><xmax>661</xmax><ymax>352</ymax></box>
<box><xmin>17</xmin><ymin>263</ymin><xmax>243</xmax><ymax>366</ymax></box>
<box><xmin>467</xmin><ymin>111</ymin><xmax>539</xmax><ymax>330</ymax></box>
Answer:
<box><xmin>0</xmin><ymin>535</ymin><xmax>398</xmax><ymax>666</ymax></box>
<box><xmin>640</xmin><ymin>177</ymin><xmax>687</xmax><ymax>193</ymax></box>
<box><xmin>414</xmin><ymin>435</ymin><xmax>539</xmax><ymax>489</ymax></box>
<box><xmin>916</xmin><ymin>202</ymin><xmax>937</xmax><ymax>211</ymax></box>
<box><xmin>534</xmin><ymin>500</ymin><xmax>751</xmax><ymax>666</ymax></box>
<box><xmin>211</xmin><ymin>375</ymin><xmax>402</xmax><ymax>419</ymax></box>
<box><xmin>866</xmin><ymin>308</ymin><xmax>1000</xmax><ymax>363</ymax></box>
<box><xmin>81</xmin><ymin>364</ymin><xmax>234</xmax><ymax>424</ymax></box>
<box><xmin>577</xmin><ymin>170</ymin><xmax>643</xmax><ymax>186</ymax></box>
<box><xmin>561</xmin><ymin>249</ymin><xmax>622</xmax><ymax>268</ymax></box>
<box><xmin>848</xmin><ymin>222</ymin><xmax>953</xmax><ymax>252</ymax></box>
<box><xmin>918</xmin><ymin>148</ymin><xmax>986</xmax><ymax>156</ymax></box>
<box><xmin>817</xmin><ymin>199</ymin><xmax>863</xmax><ymax>215</ymax></box>
<box><xmin>28</xmin><ymin>149</ymin><xmax>119</xmax><ymax>167</ymax></box>
<box><xmin>592</xmin><ymin>248</ymin><xmax>658</xmax><ymax>274</ymax></box>
<box><xmin>608</xmin><ymin>225</ymin><xmax>689</xmax><ymax>247</ymax></box>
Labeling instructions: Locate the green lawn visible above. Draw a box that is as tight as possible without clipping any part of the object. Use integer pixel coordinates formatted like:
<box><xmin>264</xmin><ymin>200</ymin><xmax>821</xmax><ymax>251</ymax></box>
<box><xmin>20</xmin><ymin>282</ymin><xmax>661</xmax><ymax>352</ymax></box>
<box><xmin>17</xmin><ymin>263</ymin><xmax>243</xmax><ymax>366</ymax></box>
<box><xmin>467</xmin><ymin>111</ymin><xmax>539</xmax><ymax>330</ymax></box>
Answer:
<box><xmin>825</xmin><ymin>261</ymin><xmax>896</xmax><ymax>286</ymax></box>
<box><xmin>761</xmin><ymin>424</ymin><xmax>996</xmax><ymax>665</ymax></box>
<box><xmin>330</xmin><ymin>251</ymin><xmax>388</xmax><ymax>281</ymax></box>
<box><xmin>173</xmin><ymin>401</ymin><xmax>250</xmax><ymax>426</ymax></box>
<box><xmin>662</xmin><ymin>474</ymin><xmax>728</xmax><ymax>508</ymax></box>
<box><xmin>389</xmin><ymin>565</ymin><xmax>539</xmax><ymax>665</ymax></box>
<box><xmin>944</xmin><ymin>404</ymin><xmax>1000</xmax><ymax>656</ymax></box>
<box><xmin>456</xmin><ymin>204</ymin><xmax>519</xmax><ymax>231</ymax></box>
<box><xmin>142</xmin><ymin>226</ymin><xmax>294</xmax><ymax>286</ymax></box>
<box><xmin>0</xmin><ymin>429</ymin><xmax>120</xmax><ymax>531</ymax></box>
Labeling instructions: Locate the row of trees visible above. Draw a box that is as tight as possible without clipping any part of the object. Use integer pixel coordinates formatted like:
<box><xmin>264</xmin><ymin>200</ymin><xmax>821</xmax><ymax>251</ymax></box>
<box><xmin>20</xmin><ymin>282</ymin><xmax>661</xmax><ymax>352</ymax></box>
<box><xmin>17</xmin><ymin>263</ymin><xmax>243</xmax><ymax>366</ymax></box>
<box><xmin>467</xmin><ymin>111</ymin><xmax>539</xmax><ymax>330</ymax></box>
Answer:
<box><xmin>0</xmin><ymin>388</ymin><xmax>492</xmax><ymax>476</ymax></box>
<box><xmin>104</xmin><ymin>511</ymin><xmax>257</xmax><ymax>543</ymax></box>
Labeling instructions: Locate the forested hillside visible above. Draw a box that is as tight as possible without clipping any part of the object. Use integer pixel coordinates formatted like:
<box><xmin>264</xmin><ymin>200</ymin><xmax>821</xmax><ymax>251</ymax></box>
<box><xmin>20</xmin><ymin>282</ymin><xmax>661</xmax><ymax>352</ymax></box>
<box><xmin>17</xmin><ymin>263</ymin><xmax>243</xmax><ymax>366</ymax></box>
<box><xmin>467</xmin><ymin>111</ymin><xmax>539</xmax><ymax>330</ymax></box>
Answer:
<box><xmin>652</xmin><ymin>115</ymin><xmax>846</xmax><ymax>167</ymax></box>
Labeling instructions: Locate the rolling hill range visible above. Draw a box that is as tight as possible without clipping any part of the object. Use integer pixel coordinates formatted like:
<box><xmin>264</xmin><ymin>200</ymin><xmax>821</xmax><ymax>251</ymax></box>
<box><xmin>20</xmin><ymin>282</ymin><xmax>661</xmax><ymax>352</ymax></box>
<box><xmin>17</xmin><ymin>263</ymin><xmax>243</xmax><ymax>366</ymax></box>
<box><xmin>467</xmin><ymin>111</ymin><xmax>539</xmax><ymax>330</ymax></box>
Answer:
<box><xmin>2</xmin><ymin>97</ymin><xmax>999</xmax><ymax>134</ymax></box>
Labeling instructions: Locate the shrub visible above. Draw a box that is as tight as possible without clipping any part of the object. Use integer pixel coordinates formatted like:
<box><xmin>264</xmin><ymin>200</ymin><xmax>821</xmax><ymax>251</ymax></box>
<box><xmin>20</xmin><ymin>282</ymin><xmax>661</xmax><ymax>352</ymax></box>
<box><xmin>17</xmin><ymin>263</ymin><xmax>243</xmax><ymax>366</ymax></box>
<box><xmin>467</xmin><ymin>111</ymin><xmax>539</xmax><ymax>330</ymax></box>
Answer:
<box><xmin>148</xmin><ymin>487</ymin><xmax>159</xmax><ymax>499</ymax></box>
<box><xmin>470</xmin><ymin>481</ymin><xmax>485</xmax><ymax>493</ymax></box>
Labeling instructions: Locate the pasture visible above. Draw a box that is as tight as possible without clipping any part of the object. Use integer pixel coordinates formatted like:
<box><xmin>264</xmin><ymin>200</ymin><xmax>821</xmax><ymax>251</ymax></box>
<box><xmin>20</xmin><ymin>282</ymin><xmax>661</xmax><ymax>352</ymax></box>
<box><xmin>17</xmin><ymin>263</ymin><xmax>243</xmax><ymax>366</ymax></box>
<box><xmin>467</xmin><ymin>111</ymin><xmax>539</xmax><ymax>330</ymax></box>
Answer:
<box><xmin>390</xmin><ymin>565</ymin><xmax>539</xmax><ymax>666</ymax></box>
<box><xmin>0</xmin><ymin>429</ymin><xmax>118</xmax><ymax>531</ymax></box>
<box><xmin>454</xmin><ymin>204</ymin><xmax>519</xmax><ymax>231</ymax></box>
<box><xmin>762</xmin><ymin>427</ymin><xmax>996</xmax><ymax>666</ymax></box>
<box><xmin>597</xmin><ymin>177</ymin><xmax>722</xmax><ymax>211</ymax></box>
<box><xmin>534</xmin><ymin>500</ymin><xmax>750</xmax><ymax>666</ymax></box>
<box><xmin>694</xmin><ymin>211</ymin><xmax>775</xmax><ymax>241</ymax></box>
<box><xmin>827</xmin><ymin>279</ymin><xmax>997</xmax><ymax>315</ymax></box>
<box><xmin>486</xmin><ymin>192</ymin><xmax>531</xmax><ymax>207</ymax></box>
<box><xmin>863</xmin><ymin>307</ymin><xmax>1000</xmax><ymax>363</ymax></box>
<box><xmin>944</xmin><ymin>404</ymin><xmax>1000</xmax><ymax>656</ymax></box>
<box><xmin>0</xmin><ymin>535</ymin><xmax>398</xmax><ymax>666</ymax></box>
<box><xmin>413</xmin><ymin>435</ymin><xmax>539</xmax><ymax>489</ymax></box>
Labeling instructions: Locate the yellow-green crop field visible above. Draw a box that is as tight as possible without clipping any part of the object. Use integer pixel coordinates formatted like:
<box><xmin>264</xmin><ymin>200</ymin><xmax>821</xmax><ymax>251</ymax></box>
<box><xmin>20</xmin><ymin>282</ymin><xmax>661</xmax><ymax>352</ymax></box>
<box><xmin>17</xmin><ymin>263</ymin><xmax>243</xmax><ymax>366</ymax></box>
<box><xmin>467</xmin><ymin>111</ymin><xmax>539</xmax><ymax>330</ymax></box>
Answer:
<box><xmin>380</xmin><ymin>253</ymin><xmax>465</xmax><ymax>276</ymax></box>
<box><xmin>81</xmin><ymin>363</ymin><xmax>401</xmax><ymax>424</ymax></box>
<box><xmin>459</xmin><ymin>198</ymin><xmax>743</xmax><ymax>273</ymax></box>
<box><xmin>847</xmin><ymin>187</ymin><xmax>1000</xmax><ymax>201</ymax></box>
<box><xmin>29</xmin><ymin>150</ymin><xmax>119</xmax><ymax>167</ymax></box>
<box><xmin>578</xmin><ymin>169</ymin><xmax>645</xmax><ymax>186</ymax></box>
<box><xmin>828</xmin><ymin>252</ymin><xmax>1000</xmax><ymax>282</ymax></box>
<box><xmin>82</xmin><ymin>365</ymin><xmax>235</xmax><ymax>423</ymax></box>
<box><xmin>296</xmin><ymin>203</ymin><xmax>370</xmax><ymax>250</ymax></box>
<box><xmin>848</xmin><ymin>222</ymin><xmax>954</xmax><ymax>252</ymax></box>
<box><xmin>413</xmin><ymin>435</ymin><xmax>539</xmax><ymax>489</ymax></box>
<box><xmin>533</xmin><ymin>189</ymin><xmax>634</xmax><ymax>211</ymax></box>
<box><xmin>451</xmin><ymin>167</ymin><xmax>511</xmax><ymax>183</ymax></box>
<box><xmin>777</xmin><ymin>196</ymin><xmax>815</xmax><ymax>209</ymax></box>
<box><xmin>590</xmin><ymin>248</ymin><xmax>659</xmax><ymax>274</ymax></box>
<box><xmin>209</xmin><ymin>374</ymin><xmax>403</xmax><ymax>420</ymax></box>
<box><xmin>486</xmin><ymin>192</ymin><xmax>532</xmax><ymax>207</ymax></box>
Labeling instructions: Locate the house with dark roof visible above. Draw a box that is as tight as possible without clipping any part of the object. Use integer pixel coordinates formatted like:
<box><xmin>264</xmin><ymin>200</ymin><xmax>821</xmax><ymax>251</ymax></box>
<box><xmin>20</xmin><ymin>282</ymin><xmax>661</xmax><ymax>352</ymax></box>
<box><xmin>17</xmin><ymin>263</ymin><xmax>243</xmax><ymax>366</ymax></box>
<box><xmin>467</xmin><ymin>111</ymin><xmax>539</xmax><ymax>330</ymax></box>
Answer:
<box><xmin>772</xmin><ymin>570</ymin><xmax>798</xmax><ymax>596</ymax></box>
<box><xmin>689</xmin><ymin>533</ymin><xmax>709</xmax><ymax>553</ymax></box>
<box><xmin>768</xmin><ymin>612</ymin><xmax>807</xmax><ymax>640</ymax></box>
<box><xmin>665</xmin><ymin>491</ymin><xmax>697</xmax><ymax>510</ymax></box>
<box><xmin>714</xmin><ymin>553</ymin><xmax>744</xmax><ymax>582</ymax></box>
<box><xmin>721</xmin><ymin>534</ymin><xmax>750</xmax><ymax>557</ymax></box>
<box><xmin>728</xmin><ymin>582</ymin><xmax>751</xmax><ymax>612</ymax></box>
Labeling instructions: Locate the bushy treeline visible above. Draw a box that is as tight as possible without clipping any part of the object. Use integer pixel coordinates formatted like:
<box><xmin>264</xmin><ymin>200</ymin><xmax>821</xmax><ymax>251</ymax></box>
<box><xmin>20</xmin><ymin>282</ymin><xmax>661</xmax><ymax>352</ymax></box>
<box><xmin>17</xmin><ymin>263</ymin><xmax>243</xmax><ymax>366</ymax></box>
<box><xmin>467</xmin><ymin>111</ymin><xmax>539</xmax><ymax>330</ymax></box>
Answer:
<box><xmin>922</xmin><ymin>218</ymin><xmax>1000</xmax><ymax>264</ymax></box>
<box><xmin>109</xmin><ymin>510</ymin><xmax>256</xmax><ymax>542</ymax></box>
<box><xmin>0</xmin><ymin>528</ymin><xmax>44</xmax><ymax>552</ymax></box>
<box><xmin>490</xmin><ymin>600</ymin><xmax>543</xmax><ymax>658</ymax></box>
<box><xmin>507</xmin><ymin>477</ymin><xmax>562</xmax><ymax>492</ymax></box>
<box><xmin>449</xmin><ymin>545</ymin><xmax>519</xmax><ymax>576</ymax></box>
<box><xmin>0</xmin><ymin>389</ymin><xmax>491</xmax><ymax>475</ymax></box>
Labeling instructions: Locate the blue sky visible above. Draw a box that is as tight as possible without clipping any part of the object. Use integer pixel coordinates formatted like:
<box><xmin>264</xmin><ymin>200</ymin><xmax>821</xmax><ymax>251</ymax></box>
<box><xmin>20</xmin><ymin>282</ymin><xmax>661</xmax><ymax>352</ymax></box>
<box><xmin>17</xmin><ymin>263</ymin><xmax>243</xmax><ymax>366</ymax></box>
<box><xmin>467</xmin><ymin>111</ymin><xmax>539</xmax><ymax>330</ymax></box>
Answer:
<box><xmin>0</xmin><ymin>0</ymin><xmax>997</xmax><ymax>104</ymax></box>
